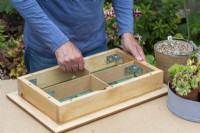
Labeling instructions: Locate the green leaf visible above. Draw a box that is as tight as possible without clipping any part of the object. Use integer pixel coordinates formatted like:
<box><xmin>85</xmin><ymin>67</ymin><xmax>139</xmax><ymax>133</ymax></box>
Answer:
<box><xmin>146</xmin><ymin>55</ymin><xmax>155</xmax><ymax>65</ymax></box>
<box><xmin>173</xmin><ymin>33</ymin><xmax>184</xmax><ymax>39</ymax></box>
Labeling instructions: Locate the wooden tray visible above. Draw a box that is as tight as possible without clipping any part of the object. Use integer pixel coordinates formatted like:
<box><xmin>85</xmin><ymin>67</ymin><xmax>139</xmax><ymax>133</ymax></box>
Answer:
<box><xmin>7</xmin><ymin>48</ymin><xmax>165</xmax><ymax>132</ymax></box>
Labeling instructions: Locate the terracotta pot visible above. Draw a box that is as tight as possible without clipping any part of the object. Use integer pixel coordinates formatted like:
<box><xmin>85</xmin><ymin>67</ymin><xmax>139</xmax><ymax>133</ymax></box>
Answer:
<box><xmin>177</xmin><ymin>87</ymin><xmax>200</xmax><ymax>102</ymax></box>
<box><xmin>169</xmin><ymin>82</ymin><xmax>200</xmax><ymax>102</ymax></box>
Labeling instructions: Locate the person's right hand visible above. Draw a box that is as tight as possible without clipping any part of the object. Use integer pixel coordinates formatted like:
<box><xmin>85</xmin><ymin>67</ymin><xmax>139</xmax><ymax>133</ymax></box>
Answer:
<box><xmin>55</xmin><ymin>41</ymin><xmax>84</xmax><ymax>72</ymax></box>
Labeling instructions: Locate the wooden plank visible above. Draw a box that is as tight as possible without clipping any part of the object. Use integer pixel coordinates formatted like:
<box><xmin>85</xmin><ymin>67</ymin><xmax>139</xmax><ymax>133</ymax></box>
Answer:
<box><xmin>85</xmin><ymin>50</ymin><xmax>117</xmax><ymax>72</ymax></box>
<box><xmin>18</xmin><ymin>78</ymin><xmax>60</xmax><ymax>122</ymax></box>
<box><xmin>84</xmin><ymin>48</ymin><xmax>133</xmax><ymax>73</ymax></box>
<box><xmin>22</xmin><ymin>67</ymin><xmax>89</xmax><ymax>89</ymax></box>
<box><xmin>57</xmin><ymin>70</ymin><xmax>163</xmax><ymax>123</ymax></box>
<box><xmin>7</xmin><ymin>84</ymin><xmax>168</xmax><ymax>133</ymax></box>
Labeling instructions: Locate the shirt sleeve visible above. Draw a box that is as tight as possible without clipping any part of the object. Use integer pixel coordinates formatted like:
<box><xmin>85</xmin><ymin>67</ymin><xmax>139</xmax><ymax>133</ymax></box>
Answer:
<box><xmin>11</xmin><ymin>0</ymin><xmax>69</xmax><ymax>52</ymax></box>
<box><xmin>112</xmin><ymin>0</ymin><xmax>134</xmax><ymax>36</ymax></box>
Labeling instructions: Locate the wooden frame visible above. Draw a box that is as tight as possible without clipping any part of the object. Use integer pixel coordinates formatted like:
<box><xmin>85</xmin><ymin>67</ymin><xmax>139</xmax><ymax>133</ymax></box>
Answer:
<box><xmin>7</xmin><ymin>85</ymin><xmax>167</xmax><ymax>133</ymax></box>
<box><xmin>9</xmin><ymin>48</ymin><xmax>164</xmax><ymax>130</ymax></box>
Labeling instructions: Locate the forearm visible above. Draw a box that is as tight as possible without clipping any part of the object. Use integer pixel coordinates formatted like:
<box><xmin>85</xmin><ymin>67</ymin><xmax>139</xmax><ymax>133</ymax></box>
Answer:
<box><xmin>11</xmin><ymin>0</ymin><xmax>69</xmax><ymax>52</ymax></box>
<box><xmin>112</xmin><ymin>0</ymin><xmax>134</xmax><ymax>36</ymax></box>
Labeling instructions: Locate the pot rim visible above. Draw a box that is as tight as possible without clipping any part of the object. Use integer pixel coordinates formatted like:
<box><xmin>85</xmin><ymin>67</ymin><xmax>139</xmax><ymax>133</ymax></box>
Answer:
<box><xmin>154</xmin><ymin>39</ymin><xmax>193</xmax><ymax>56</ymax></box>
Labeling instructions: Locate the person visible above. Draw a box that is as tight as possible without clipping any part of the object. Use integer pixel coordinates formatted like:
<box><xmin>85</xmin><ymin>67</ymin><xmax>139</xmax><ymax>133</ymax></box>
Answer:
<box><xmin>11</xmin><ymin>0</ymin><xmax>146</xmax><ymax>73</ymax></box>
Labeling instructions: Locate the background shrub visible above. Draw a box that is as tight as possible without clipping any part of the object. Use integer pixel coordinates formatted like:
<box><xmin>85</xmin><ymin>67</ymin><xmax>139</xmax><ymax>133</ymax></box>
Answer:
<box><xmin>0</xmin><ymin>0</ymin><xmax>199</xmax><ymax>79</ymax></box>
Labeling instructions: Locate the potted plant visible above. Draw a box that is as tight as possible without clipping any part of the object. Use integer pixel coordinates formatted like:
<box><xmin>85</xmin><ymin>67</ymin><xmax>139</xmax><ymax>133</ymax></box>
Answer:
<box><xmin>168</xmin><ymin>59</ymin><xmax>200</xmax><ymax>101</ymax></box>
<box><xmin>167</xmin><ymin>56</ymin><xmax>200</xmax><ymax>122</ymax></box>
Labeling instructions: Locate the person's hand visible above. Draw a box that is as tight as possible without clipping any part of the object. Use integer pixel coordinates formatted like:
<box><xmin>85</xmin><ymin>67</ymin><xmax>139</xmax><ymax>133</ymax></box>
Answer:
<box><xmin>55</xmin><ymin>41</ymin><xmax>84</xmax><ymax>72</ymax></box>
<box><xmin>121</xmin><ymin>32</ymin><xmax>146</xmax><ymax>61</ymax></box>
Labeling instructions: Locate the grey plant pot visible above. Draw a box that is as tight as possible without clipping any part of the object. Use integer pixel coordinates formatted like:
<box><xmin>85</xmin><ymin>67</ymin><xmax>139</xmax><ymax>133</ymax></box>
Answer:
<box><xmin>167</xmin><ymin>83</ymin><xmax>200</xmax><ymax>122</ymax></box>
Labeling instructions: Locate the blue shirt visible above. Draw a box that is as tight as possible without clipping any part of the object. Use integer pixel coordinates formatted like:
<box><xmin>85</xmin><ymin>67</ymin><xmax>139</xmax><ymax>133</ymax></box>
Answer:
<box><xmin>11</xmin><ymin>0</ymin><xmax>133</xmax><ymax>56</ymax></box>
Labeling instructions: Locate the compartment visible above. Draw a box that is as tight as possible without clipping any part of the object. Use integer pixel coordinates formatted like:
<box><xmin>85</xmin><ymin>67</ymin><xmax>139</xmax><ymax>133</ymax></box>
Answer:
<box><xmin>93</xmin><ymin>61</ymin><xmax>154</xmax><ymax>86</ymax></box>
<box><xmin>25</xmin><ymin>67</ymin><xmax>90</xmax><ymax>89</ymax></box>
<box><xmin>43</xmin><ymin>75</ymin><xmax>108</xmax><ymax>103</ymax></box>
<box><xmin>85</xmin><ymin>49</ymin><xmax>133</xmax><ymax>73</ymax></box>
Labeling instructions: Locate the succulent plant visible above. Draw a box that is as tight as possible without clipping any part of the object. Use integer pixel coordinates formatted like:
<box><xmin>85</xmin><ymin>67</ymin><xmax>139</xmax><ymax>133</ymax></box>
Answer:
<box><xmin>175</xmin><ymin>80</ymin><xmax>191</xmax><ymax>96</ymax></box>
<box><xmin>191</xmin><ymin>77</ymin><xmax>199</xmax><ymax>90</ymax></box>
<box><xmin>168</xmin><ymin>64</ymin><xmax>184</xmax><ymax>78</ymax></box>
<box><xmin>168</xmin><ymin>57</ymin><xmax>200</xmax><ymax>96</ymax></box>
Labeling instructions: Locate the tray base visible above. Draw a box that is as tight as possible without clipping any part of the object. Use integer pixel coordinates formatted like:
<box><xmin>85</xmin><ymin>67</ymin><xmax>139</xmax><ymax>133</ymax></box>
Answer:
<box><xmin>7</xmin><ymin>84</ymin><xmax>167</xmax><ymax>133</ymax></box>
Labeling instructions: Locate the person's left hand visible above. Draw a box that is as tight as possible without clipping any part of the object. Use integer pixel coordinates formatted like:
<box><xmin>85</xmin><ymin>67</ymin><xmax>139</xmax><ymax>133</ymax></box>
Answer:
<box><xmin>121</xmin><ymin>32</ymin><xmax>146</xmax><ymax>62</ymax></box>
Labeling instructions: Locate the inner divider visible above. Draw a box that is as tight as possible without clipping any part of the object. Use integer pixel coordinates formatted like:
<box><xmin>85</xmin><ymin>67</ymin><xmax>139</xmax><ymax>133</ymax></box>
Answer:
<box><xmin>43</xmin><ymin>75</ymin><xmax>108</xmax><ymax>102</ymax></box>
<box><xmin>85</xmin><ymin>50</ymin><xmax>133</xmax><ymax>73</ymax></box>
<box><xmin>93</xmin><ymin>61</ymin><xmax>136</xmax><ymax>86</ymax></box>
<box><xmin>26</xmin><ymin>68</ymin><xmax>90</xmax><ymax>89</ymax></box>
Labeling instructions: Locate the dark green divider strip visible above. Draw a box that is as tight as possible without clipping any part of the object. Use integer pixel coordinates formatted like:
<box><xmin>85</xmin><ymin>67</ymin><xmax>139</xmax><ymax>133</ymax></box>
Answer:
<box><xmin>59</xmin><ymin>90</ymin><xmax>93</xmax><ymax>102</ymax></box>
<box><xmin>108</xmin><ymin>76</ymin><xmax>135</xmax><ymax>86</ymax></box>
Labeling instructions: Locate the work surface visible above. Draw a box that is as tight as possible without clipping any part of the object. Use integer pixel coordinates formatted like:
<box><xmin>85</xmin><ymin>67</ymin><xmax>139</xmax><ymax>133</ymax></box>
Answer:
<box><xmin>1</xmin><ymin>80</ymin><xmax>200</xmax><ymax>133</ymax></box>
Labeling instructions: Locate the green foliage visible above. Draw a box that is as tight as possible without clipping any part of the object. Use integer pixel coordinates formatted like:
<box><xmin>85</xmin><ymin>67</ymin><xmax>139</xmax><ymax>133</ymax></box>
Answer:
<box><xmin>168</xmin><ymin>64</ymin><xmax>185</xmax><ymax>78</ymax></box>
<box><xmin>146</xmin><ymin>55</ymin><xmax>155</xmax><ymax>66</ymax></box>
<box><xmin>175</xmin><ymin>80</ymin><xmax>191</xmax><ymax>96</ymax></box>
<box><xmin>134</xmin><ymin>0</ymin><xmax>182</xmax><ymax>54</ymax></box>
<box><xmin>104</xmin><ymin>2</ymin><xmax>120</xmax><ymax>49</ymax></box>
<box><xmin>0</xmin><ymin>0</ymin><xmax>15</xmax><ymax>14</ymax></box>
<box><xmin>0</xmin><ymin>0</ymin><xmax>24</xmax><ymax>33</ymax></box>
<box><xmin>0</xmin><ymin>25</ymin><xmax>7</xmax><ymax>47</ymax></box>
<box><xmin>168</xmin><ymin>58</ymin><xmax>200</xmax><ymax>96</ymax></box>
<box><xmin>0</xmin><ymin>34</ymin><xmax>27</xmax><ymax>79</ymax></box>
<box><xmin>191</xmin><ymin>77</ymin><xmax>199</xmax><ymax>90</ymax></box>
<box><xmin>178</xmin><ymin>11</ymin><xmax>200</xmax><ymax>46</ymax></box>
<box><xmin>0</xmin><ymin>0</ymin><xmax>26</xmax><ymax>79</ymax></box>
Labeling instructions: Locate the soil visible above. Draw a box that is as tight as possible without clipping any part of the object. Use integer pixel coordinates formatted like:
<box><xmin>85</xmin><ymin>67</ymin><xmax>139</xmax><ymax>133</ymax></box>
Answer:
<box><xmin>155</xmin><ymin>40</ymin><xmax>193</xmax><ymax>55</ymax></box>
<box><xmin>169</xmin><ymin>82</ymin><xmax>200</xmax><ymax>102</ymax></box>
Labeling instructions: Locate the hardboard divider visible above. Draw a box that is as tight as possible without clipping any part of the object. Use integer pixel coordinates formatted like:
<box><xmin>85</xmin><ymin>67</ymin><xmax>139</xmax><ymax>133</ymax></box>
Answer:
<box><xmin>24</xmin><ymin>67</ymin><xmax>90</xmax><ymax>89</ymax></box>
<box><xmin>43</xmin><ymin>75</ymin><xmax>109</xmax><ymax>102</ymax></box>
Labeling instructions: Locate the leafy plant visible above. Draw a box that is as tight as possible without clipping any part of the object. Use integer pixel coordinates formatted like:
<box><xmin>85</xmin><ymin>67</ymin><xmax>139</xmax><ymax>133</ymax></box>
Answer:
<box><xmin>0</xmin><ymin>27</ymin><xmax>27</xmax><ymax>79</ymax></box>
<box><xmin>146</xmin><ymin>55</ymin><xmax>155</xmax><ymax>66</ymax></box>
<box><xmin>168</xmin><ymin>58</ymin><xmax>200</xmax><ymax>96</ymax></box>
<box><xmin>175</xmin><ymin>80</ymin><xmax>191</xmax><ymax>96</ymax></box>
<box><xmin>178</xmin><ymin>11</ymin><xmax>200</xmax><ymax>46</ymax></box>
<box><xmin>134</xmin><ymin>0</ymin><xmax>182</xmax><ymax>54</ymax></box>
<box><xmin>0</xmin><ymin>25</ymin><xmax>7</xmax><ymax>47</ymax></box>
<box><xmin>0</xmin><ymin>0</ymin><xmax>15</xmax><ymax>14</ymax></box>
<box><xmin>104</xmin><ymin>2</ymin><xmax>119</xmax><ymax>49</ymax></box>
<box><xmin>104</xmin><ymin>2</ymin><xmax>145</xmax><ymax>50</ymax></box>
